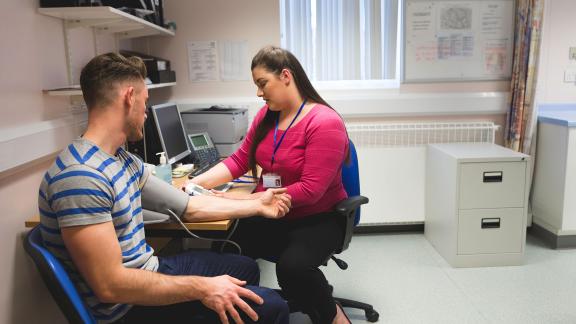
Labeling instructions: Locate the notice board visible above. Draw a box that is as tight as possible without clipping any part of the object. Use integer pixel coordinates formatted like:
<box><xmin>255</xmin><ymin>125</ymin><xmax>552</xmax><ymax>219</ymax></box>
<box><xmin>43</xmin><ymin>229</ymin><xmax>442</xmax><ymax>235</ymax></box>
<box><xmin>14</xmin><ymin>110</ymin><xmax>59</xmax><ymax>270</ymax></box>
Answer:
<box><xmin>403</xmin><ymin>0</ymin><xmax>515</xmax><ymax>82</ymax></box>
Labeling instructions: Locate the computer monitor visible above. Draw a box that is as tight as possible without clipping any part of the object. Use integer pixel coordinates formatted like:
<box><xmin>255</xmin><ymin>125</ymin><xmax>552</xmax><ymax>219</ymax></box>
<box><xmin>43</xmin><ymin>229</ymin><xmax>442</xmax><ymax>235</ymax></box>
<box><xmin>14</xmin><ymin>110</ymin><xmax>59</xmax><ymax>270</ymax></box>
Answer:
<box><xmin>150</xmin><ymin>103</ymin><xmax>191</xmax><ymax>165</ymax></box>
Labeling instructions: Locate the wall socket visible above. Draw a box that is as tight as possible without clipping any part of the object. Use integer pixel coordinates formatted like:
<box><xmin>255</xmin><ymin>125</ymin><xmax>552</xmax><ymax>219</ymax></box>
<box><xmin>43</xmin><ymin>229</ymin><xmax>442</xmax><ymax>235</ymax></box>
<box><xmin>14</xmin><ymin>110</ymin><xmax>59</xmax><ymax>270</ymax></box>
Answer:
<box><xmin>564</xmin><ymin>69</ymin><xmax>576</xmax><ymax>83</ymax></box>
<box><xmin>570</xmin><ymin>47</ymin><xmax>576</xmax><ymax>61</ymax></box>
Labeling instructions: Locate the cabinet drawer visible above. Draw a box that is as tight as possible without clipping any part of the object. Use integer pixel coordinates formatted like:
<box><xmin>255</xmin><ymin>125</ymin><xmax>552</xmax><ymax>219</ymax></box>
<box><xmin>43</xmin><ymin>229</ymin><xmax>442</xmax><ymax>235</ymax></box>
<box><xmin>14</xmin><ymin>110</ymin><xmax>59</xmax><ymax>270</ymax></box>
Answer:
<box><xmin>457</xmin><ymin>208</ymin><xmax>524</xmax><ymax>255</ymax></box>
<box><xmin>459</xmin><ymin>162</ymin><xmax>526</xmax><ymax>209</ymax></box>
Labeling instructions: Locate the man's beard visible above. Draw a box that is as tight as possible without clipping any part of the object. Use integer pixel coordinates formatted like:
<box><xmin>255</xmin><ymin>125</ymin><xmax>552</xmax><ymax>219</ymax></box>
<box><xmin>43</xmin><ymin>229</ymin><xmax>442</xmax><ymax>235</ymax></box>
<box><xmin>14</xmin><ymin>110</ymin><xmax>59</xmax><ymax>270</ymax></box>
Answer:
<box><xmin>126</xmin><ymin>119</ymin><xmax>144</xmax><ymax>142</ymax></box>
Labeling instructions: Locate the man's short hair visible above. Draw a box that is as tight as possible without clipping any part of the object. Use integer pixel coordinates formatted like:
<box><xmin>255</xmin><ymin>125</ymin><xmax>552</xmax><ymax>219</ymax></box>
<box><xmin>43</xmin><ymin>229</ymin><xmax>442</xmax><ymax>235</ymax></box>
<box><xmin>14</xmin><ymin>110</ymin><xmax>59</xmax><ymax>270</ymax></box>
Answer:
<box><xmin>80</xmin><ymin>52</ymin><xmax>147</xmax><ymax>110</ymax></box>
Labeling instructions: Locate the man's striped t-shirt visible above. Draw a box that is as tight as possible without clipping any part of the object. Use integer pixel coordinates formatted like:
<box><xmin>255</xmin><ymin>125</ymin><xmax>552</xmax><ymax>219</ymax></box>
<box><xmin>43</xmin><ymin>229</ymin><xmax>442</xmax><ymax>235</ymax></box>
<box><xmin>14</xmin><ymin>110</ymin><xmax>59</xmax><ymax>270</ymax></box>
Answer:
<box><xmin>38</xmin><ymin>138</ymin><xmax>158</xmax><ymax>323</ymax></box>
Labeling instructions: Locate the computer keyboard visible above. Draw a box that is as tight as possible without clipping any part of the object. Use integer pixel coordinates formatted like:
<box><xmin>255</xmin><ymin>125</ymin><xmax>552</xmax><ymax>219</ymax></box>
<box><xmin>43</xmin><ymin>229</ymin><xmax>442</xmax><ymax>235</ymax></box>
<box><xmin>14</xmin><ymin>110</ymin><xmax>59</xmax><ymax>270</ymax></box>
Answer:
<box><xmin>189</xmin><ymin>160</ymin><xmax>221</xmax><ymax>177</ymax></box>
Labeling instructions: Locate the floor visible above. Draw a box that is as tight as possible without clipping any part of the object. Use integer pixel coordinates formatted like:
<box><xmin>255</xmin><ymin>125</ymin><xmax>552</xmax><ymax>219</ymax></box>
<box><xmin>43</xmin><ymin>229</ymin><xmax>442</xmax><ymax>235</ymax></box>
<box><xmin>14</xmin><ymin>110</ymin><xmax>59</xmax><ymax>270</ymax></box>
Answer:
<box><xmin>257</xmin><ymin>232</ymin><xmax>576</xmax><ymax>324</ymax></box>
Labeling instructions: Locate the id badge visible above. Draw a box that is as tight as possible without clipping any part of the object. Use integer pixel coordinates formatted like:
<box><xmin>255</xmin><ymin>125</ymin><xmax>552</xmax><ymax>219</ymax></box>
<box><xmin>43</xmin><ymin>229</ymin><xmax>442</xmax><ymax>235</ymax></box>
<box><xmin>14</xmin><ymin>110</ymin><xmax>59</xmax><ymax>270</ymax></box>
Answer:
<box><xmin>262</xmin><ymin>173</ymin><xmax>282</xmax><ymax>188</ymax></box>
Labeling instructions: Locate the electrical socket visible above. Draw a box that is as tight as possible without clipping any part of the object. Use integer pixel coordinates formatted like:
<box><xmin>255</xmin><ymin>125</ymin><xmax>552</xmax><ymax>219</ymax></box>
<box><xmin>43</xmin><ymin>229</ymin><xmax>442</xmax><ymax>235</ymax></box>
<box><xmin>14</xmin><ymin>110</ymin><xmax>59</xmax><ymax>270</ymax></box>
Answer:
<box><xmin>570</xmin><ymin>47</ymin><xmax>576</xmax><ymax>61</ymax></box>
<box><xmin>69</xmin><ymin>96</ymin><xmax>87</xmax><ymax>113</ymax></box>
<box><xmin>564</xmin><ymin>69</ymin><xmax>576</xmax><ymax>83</ymax></box>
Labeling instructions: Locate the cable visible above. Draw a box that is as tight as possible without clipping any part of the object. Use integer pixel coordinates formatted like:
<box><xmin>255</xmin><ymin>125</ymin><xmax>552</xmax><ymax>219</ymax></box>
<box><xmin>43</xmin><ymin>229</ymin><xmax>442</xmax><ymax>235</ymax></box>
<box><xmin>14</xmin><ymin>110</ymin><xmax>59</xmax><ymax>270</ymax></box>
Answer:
<box><xmin>164</xmin><ymin>209</ymin><xmax>242</xmax><ymax>255</ymax></box>
<box><xmin>220</xmin><ymin>217</ymin><xmax>240</xmax><ymax>253</ymax></box>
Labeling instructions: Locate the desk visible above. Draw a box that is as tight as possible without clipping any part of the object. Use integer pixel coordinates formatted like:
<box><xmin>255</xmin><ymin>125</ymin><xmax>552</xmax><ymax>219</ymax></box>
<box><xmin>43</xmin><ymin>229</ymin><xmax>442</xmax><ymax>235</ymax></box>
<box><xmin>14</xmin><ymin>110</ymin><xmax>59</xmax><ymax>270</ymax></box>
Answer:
<box><xmin>25</xmin><ymin>175</ymin><xmax>256</xmax><ymax>234</ymax></box>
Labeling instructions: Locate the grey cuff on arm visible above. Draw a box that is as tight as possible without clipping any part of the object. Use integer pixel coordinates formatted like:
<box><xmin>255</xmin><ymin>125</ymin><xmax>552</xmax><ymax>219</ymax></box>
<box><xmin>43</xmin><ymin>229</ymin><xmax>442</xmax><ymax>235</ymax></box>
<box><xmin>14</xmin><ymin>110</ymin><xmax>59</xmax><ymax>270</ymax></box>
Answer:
<box><xmin>141</xmin><ymin>174</ymin><xmax>190</xmax><ymax>219</ymax></box>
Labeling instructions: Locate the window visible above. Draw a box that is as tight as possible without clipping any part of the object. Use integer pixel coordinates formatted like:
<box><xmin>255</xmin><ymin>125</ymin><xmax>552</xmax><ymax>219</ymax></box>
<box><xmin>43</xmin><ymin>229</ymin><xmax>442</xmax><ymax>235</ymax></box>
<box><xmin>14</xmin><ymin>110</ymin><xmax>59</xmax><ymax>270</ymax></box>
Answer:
<box><xmin>280</xmin><ymin>0</ymin><xmax>400</xmax><ymax>86</ymax></box>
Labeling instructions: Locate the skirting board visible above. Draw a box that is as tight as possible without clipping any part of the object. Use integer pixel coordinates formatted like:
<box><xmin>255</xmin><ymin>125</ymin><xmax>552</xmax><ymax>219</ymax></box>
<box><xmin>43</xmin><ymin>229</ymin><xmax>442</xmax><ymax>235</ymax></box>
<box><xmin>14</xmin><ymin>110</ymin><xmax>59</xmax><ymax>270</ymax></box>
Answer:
<box><xmin>528</xmin><ymin>223</ymin><xmax>576</xmax><ymax>249</ymax></box>
<box><xmin>354</xmin><ymin>223</ymin><xmax>424</xmax><ymax>234</ymax></box>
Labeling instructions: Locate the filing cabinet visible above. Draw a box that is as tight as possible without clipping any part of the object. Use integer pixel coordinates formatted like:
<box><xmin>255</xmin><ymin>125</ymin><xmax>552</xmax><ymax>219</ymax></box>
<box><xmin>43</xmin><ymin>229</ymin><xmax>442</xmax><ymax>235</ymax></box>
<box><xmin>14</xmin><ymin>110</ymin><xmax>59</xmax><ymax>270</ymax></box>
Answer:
<box><xmin>425</xmin><ymin>143</ymin><xmax>530</xmax><ymax>267</ymax></box>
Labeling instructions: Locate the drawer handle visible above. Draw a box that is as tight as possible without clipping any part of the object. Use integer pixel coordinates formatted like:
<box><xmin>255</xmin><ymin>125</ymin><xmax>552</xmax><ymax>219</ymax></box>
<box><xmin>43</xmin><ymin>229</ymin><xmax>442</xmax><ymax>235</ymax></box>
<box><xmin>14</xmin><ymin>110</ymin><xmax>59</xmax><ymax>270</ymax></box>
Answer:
<box><xmin>481</xmin><ymin>218</ymin><xmax>501</xmax><ymax>229</ymax></box>
<box><xmin>483</xmin><ymin>171</ymin><xmax>503</xmax><ymax>183</ymax></box>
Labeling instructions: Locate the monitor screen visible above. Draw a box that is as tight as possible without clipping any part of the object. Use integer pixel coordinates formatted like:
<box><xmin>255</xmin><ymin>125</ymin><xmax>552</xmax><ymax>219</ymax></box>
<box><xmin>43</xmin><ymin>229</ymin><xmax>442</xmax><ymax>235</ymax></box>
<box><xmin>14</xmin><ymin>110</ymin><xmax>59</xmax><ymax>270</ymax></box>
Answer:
<box><xmin>150</xmin><ymin>103</ymin><xmax>191</xmax><ymax>164</ymax></box>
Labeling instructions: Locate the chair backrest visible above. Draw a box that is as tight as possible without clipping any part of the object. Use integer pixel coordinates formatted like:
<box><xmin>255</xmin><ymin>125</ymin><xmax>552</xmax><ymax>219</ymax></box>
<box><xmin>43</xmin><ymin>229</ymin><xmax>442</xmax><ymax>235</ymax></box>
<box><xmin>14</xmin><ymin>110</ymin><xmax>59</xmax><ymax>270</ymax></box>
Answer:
<box><xmin>342</xmin><ymin>140</ymin><xmax>362</xmax><ymax>225</ymax></box>
<box><xmin>331</xmin><ymin>140</ymin><xmax>369</xmax><ymax>256</ymax></box>
<box><xmin>24</xmin><ymin>226</ymin><xmax>96</xmax><ymax>324</ymax></box>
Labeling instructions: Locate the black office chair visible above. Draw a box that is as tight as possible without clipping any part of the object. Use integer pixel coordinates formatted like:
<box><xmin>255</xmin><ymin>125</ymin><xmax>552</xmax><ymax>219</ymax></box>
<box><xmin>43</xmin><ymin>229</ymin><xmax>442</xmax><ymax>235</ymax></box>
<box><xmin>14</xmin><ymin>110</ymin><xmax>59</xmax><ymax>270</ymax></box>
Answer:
<box><xmin>276</xmin><ymin>140</ymin><xmax>379</xmax><ymax>322</ymax></box>
<box><xmin>24</xmin><ymin>226</ymin><xmax>97</xmax><ymax>324</ymax></box>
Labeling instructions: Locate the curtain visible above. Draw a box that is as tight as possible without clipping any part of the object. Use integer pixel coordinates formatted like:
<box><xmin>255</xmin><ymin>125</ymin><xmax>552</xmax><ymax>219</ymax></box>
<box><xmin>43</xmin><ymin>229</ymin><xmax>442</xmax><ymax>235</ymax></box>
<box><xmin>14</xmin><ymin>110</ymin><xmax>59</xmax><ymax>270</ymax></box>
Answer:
<box><xmin>505</xmin><ymin>0</ymin><xmax>545</xmax><ymax>153</ymax></box>
<box><xmin>280</xmin><ymin>0</ymin><xmax>314</xmax><ymax>76</ymax></box>
<box><xmin>280</xmin><ymin>0</ymin><xmax>398</xmax><ymax>81</ymax></box>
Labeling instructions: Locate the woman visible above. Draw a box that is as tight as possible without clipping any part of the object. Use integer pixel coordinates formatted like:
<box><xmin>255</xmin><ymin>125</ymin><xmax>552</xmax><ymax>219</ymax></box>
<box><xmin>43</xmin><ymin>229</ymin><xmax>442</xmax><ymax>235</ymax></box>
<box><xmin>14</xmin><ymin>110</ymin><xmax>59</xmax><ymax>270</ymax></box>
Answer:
<box><xmin>191</xmin><ymin>45</ymin><xmax>351</xmax><ymax>324</ymax></box>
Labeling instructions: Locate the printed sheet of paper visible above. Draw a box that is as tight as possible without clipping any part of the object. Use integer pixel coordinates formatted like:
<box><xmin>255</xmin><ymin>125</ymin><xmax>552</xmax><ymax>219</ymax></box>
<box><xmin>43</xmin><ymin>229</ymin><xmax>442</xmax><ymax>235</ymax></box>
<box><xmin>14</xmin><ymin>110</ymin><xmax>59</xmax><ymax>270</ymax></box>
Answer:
<box><xmin>187</xmin><ymin>41</ymin><xmax>218</xmax><ymax>82</ymax></box>
<box><xmin>219</xmin><ymin>40</ymin><xmax>250</xmax><ymax>81</ymax></box>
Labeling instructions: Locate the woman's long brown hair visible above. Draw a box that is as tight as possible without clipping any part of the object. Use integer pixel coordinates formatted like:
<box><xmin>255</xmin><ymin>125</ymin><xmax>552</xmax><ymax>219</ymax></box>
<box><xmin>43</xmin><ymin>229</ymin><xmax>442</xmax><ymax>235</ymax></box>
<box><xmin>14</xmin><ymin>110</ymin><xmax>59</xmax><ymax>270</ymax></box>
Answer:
<box><xmin>248</xmin><ymin>46</ymin><xmax>349</xmax><ymax>178</ymax></box>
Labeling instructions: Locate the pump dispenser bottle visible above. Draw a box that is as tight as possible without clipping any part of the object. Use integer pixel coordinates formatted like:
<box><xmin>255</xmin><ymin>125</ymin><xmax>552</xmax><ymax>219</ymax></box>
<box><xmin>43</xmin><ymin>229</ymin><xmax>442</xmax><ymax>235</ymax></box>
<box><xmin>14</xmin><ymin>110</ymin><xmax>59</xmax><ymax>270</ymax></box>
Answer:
<box><xmin>155</xmin><ymin>152</ymin><xmax>172</xmax><ymax>184</ymax></box>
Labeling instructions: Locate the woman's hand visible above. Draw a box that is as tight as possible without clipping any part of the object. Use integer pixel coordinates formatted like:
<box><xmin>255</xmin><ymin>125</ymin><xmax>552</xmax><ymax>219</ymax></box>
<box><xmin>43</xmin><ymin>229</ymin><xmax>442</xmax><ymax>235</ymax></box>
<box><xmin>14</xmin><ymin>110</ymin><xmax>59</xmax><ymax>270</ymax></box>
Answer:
<box><xmin>257</xmin><ymin>188</ymin><xmax>292</xmax><ymax>219</ymax></box>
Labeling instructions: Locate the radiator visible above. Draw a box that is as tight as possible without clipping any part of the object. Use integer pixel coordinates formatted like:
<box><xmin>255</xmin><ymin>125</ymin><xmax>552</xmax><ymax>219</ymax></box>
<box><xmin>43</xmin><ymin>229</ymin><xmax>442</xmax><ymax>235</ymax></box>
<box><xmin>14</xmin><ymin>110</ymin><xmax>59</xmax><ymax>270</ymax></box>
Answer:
<box><xmin>346</xmin><ymin>122</ymin><xmax>499</xmax><ymax>226</ymax></box>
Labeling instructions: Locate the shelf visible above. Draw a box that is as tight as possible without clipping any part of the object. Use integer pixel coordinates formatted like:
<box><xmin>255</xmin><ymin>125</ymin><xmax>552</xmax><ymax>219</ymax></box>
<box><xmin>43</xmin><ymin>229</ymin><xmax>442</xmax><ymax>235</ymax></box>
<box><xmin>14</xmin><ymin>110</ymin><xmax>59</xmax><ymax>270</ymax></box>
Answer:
<box><xmin>148</xmin><ymin>82</ymin><xmax>176</xmax><ymax>89</ymax></box>
<box><xmin>38</xmin><ymin>6</ymin><xmax>175</xmax><ymax>38</ymax></box>
<box><xmin>44</xmin><ymin>82</ymin><xmax>176</xmax><ymax>96</ymax></box>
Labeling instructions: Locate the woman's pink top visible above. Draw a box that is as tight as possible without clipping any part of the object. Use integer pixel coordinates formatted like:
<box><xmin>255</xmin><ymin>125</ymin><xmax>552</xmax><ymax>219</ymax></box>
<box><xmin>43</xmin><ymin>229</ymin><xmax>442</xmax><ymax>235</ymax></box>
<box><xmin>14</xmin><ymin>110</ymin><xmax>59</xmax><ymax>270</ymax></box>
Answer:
<box><xmin>223</xmin><ymin>104</ymin><xmax>349</xmax><ymax>220</ymax></box>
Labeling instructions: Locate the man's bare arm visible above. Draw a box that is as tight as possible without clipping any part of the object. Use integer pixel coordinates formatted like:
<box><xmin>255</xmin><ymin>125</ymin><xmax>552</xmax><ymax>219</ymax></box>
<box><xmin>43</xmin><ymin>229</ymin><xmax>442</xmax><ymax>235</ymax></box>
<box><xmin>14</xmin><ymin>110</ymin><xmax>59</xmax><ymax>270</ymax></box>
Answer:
<box><xmin>61</xmin><ymin>222</ymin><xmax>262</xmax><ymax>323</ymax></box>
<box><xmin>141</xmin><ymin>172</ymin><xmax>291</xmax><ymax>222</ymax></box>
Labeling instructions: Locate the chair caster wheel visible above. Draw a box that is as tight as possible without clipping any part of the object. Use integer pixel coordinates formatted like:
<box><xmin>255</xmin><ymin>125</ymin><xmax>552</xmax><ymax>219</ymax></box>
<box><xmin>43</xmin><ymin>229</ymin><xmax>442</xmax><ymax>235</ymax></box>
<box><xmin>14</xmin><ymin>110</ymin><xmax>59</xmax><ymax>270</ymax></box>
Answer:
<box><xmin>365</xmin><ymin>309</ymin><xmax>379</xmax><ymax>322</ymax></box>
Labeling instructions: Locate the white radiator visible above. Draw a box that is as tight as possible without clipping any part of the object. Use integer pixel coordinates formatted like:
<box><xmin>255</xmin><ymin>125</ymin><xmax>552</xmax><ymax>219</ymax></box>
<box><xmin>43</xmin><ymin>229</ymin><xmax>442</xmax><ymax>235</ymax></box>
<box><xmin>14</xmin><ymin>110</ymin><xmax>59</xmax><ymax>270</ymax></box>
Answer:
<box><xmin>347</xmin><ymin>122</ymin><xmax>499</xmax><ymax>226</ymax></box>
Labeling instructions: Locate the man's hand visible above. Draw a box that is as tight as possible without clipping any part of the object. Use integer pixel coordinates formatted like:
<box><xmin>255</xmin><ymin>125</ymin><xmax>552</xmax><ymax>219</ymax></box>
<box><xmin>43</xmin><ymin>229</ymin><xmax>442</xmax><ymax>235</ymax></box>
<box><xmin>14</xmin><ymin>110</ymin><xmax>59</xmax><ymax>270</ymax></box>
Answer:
<box><xmin>199</xmin><ymin>275</ymin><xmax>263</xmax><ymax>324</ymax></box>
<box><xmin>258</xmin><ymin>188</ymin><xmax>292</xmax><ymax>219</ymax></box>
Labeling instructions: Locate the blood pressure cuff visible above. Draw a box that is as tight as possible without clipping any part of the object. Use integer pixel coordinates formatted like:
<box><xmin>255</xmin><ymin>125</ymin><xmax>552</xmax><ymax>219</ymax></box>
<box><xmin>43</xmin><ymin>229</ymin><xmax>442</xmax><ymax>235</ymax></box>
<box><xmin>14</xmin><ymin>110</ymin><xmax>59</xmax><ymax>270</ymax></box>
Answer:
<box><xmin>140</xmin><ymin>173</ymin><xmax>190</xmax><ymax>221</ymax></box>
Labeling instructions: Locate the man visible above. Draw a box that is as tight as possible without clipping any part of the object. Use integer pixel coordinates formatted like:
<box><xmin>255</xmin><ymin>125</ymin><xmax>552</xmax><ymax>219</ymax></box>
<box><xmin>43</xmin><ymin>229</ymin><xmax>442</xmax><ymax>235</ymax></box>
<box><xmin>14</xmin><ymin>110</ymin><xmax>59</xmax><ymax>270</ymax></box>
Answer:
<box><xmin>38</xmin><ymin>53</ymin><xmax>291</xmax><ymax>324</ymax></box>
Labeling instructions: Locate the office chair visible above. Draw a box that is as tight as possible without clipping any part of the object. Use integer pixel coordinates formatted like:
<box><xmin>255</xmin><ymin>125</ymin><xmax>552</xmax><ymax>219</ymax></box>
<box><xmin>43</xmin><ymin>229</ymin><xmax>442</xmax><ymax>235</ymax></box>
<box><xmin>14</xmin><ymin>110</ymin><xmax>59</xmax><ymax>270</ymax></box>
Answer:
<box><xmin>24</xmin><ymin>226</ymin><xmax>97</xmax><ymax>324</ymax></box>
<box><xmin>274</xmin><ymin>140</ymin><xmax>380</xmax><ymax>322</ymax></box>
<box><xmin>331</xmin><ymin>140</ymin><xmax>379</xmax><ymax>322</ymax></box>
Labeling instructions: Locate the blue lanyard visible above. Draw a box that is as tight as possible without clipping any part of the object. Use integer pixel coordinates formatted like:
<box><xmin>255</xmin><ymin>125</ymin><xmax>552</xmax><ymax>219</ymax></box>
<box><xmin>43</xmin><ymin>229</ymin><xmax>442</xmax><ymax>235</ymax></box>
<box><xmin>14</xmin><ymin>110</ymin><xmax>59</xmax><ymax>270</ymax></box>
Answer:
<box><xmin>271</xmin><ymin>99</ymin><xmax>307</xmax><ymax>167</ymax></box>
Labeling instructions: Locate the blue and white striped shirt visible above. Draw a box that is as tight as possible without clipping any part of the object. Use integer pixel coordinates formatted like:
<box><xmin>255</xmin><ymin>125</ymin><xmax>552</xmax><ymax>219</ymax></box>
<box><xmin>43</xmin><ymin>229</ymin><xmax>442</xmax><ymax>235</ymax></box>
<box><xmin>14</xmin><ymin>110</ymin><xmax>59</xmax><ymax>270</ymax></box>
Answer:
<box><xmin>38</xmin><ymin>138</ymin><xmax>158</xmax><ymax>323</ymax></box>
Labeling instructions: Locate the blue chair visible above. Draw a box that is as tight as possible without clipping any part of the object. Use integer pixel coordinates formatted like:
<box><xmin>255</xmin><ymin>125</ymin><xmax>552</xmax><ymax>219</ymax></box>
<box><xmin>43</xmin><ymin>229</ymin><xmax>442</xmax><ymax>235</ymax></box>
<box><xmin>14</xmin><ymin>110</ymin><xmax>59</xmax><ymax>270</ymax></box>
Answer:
<box><xmin>330</xmin><ymin>140</ymin><xmax>379</xmax><ymax>322</ymax></box>
<box><xmin>275</xmin><ymin>141</ymin><xmax>379</xmax><ymax>322</ymax></box>
<box><xmin>24</xmin><ymin>226</ymin><xmax>96</xmax><ymax>324</ymax></box>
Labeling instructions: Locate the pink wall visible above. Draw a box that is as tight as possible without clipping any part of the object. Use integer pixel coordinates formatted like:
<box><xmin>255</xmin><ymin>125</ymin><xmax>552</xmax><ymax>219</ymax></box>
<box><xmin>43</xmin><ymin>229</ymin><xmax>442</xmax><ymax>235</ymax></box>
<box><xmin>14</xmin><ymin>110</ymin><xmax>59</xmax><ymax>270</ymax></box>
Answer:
<box><xmin>136</xmin><ymin>0</ymin><xmax>281</xmax><ymax>99</ymax></box>
<box><xmin>0</xmin><ymin>1</ymin><xmax>69</xmax><ymax>323</ymax></box>
<box><xmin>139</xmin><ymin>0</ymin><xmax>510</xmax><ymax>142</ymax></box>
<box><xmin>0</xmin><ymin>1</ymin><xmax>118</xmax><ymax>323</ymax></box>
<box><xmin>0</xmin><ymin>0</ymin><xmax>573</xmax><ymax>322</ymax></box>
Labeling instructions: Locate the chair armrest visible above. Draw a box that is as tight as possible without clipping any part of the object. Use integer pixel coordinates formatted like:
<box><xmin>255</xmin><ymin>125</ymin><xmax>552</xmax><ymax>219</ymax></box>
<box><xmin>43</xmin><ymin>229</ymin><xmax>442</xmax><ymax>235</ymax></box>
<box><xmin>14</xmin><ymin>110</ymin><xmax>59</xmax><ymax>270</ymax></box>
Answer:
<box><xmin>334</xmin><ymin>196</ymin><xmax>369</xmax><ymax>215</ymax></box>
<box><xmin>334</xmin><ymin>195</ymin><xmax>369</xmax><ymax>254</ymax></box>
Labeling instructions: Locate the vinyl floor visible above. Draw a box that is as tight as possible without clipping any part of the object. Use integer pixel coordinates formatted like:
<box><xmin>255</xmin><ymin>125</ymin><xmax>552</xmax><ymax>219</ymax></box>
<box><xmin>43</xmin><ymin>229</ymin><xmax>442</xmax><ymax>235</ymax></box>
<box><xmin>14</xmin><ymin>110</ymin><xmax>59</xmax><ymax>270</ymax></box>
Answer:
<box><xmin>257</xmin><ymin>232</ymin><xmax>576</xmax><ymax>324</ymax></box>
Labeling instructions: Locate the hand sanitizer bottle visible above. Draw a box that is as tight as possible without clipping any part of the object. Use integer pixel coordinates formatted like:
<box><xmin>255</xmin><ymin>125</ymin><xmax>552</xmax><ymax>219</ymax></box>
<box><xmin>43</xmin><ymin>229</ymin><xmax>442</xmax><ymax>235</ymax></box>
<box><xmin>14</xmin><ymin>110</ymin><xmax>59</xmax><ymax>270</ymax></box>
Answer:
<box><xmin>155</xmin><ymin>152</ymin><xmax>172</xmax><ymax>184</ymax></box>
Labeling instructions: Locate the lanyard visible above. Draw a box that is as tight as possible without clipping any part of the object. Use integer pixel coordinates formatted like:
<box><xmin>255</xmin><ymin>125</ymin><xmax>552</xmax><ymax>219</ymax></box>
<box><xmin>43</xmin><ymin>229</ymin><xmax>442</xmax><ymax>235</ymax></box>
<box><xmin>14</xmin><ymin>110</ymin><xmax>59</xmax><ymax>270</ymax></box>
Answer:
<box><xmin>271</xmin><ymin>99</ymin><xmax>307</xmax><ymax>167</ymax></box>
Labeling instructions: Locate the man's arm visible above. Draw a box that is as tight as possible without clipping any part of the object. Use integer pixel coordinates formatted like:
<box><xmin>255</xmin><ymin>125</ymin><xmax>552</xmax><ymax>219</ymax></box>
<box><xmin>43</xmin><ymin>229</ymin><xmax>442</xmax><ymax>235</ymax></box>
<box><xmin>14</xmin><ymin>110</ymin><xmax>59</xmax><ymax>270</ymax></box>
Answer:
<box><xmin>61</xmin><ymin>222</ymin><xmax>262</xmax><ymax>324</ymax></box>
<box><xmin>141</xmin><ymin>173</ymin><xmax>291</xmax><ymax>222</ymax></box>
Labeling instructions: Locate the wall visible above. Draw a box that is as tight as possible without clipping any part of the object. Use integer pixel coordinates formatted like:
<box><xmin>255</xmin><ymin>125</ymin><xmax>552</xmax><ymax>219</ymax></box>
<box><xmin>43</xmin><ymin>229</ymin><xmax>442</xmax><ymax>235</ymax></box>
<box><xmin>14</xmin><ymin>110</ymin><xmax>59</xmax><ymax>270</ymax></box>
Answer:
<box><xmin>136</xmin><ymin>0</ymin><xmax>281</xmax><ymax>102</ymax></box>
<box><xmin>0</xmin><ymin>0</ymin><xmax>116</xmax><ymax>323</ymax></box>
<box><xmin>0</xmin><ymin>0</ymin><xmax>573</xmax><ymax>323</ymax></box>
<box><xmin>137</xmin><ymin>0</ymin><xmax>514</xmax><ymax>226</ymax></box>
<box><xmin>535</xmin><ymin>0</ymin><xmax>576</xmax><ymax>104</ymax></box>
<box><xmin>0</xmin><ymin>1</ymin><xmax>70</xmax><ymax>323</ymax></box>
<box><xmin>140</xmin><ymin>0</ymin><xmax>511</xmax><ymax>124</ymax></box>
<box><xmin>0</xmin><ymin>157</ymin><xmax>66</xmax><ymax>323</ymax></box>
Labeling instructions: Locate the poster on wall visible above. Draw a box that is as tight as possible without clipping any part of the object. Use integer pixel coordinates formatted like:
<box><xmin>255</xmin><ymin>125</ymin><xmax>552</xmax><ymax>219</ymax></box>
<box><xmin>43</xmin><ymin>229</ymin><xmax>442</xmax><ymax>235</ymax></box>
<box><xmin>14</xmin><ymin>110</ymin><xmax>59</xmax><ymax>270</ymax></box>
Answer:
<box><xmin>403</xmin><ymin>0</ymin><xmax>515</xmax><ymax>82</ymax></box>
<box><xmin>187</xmin><ymin>40</ymin><xmax>250</xmax><ymax>82</ymax></box>
<box><xmin>187</xmin><ymin>40</ymin><xmax>219</xmax><ymax>82</ymax></box>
